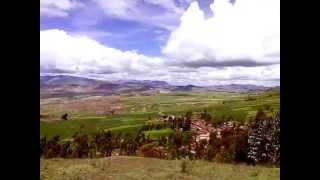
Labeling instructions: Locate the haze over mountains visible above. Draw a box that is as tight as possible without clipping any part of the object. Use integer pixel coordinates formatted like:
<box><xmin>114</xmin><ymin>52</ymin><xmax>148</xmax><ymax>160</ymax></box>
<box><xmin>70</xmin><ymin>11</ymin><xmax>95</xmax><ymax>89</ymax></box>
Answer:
<box><xmin>40</xmin><ymin>75</ymin><xmax>279</xmax><ymax>98</ymax></box>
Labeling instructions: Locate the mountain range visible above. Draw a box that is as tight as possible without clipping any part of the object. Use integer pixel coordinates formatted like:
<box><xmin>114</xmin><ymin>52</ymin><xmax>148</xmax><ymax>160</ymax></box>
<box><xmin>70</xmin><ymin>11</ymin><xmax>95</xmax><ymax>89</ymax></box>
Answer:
<box><xmin>40</xmin><ymin>75</ymin><xmax>279</xmax><ymax>98</ymax></box>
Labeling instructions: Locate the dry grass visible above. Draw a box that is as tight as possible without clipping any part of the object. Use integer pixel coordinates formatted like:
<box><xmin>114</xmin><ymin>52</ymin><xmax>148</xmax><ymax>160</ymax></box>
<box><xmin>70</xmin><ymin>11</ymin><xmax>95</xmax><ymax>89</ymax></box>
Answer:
<box><xmin>40</xmin><ymin>95</ymin><xmax>125</xmax><ymax>119</ymax></box>
<box><xmin>41</xmin><ymin>156</ymin><xmax>279</xmax><ymax>180</ymax></box>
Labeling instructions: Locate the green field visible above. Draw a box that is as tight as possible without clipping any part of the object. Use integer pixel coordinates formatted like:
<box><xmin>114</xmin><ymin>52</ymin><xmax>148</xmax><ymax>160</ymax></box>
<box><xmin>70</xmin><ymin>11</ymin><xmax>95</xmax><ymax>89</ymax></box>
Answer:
<box><xmin>40</xmin><ymin>114</ymin><xmax>148</xmax><ymax>139</ymax></box>
<box><xmin>41</xmin><ymin>156</ymin><xmax>280</xmax><ymax>180</ymax></box>
<box><xmin>40</xmin><ymin>90</ymin><xmax>279</xmax><ymax>139</ymax></box>
<box><xmin>144</xmin><ymin>128</ymin><xmax>174</xmax><ymax>140</ymax></box>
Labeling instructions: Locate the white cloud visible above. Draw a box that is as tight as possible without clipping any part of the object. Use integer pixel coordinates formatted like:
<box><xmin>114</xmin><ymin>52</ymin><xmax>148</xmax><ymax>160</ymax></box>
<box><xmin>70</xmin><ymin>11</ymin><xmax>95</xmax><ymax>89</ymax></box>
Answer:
<box><xmin>41</xmin><ymin>64</ymin><xmax>279</xmax><ymax>87</ymax></box>
<box><xmin>40</xmin><ymin>0</ymin><xmax>83</xmax><ymax>17</ymax></box>
<box><xmin>94</xmin><ymin>0</ymin><xmax>187</xmax><ymax>31</ymax></box>
<box><xmin>40</xmin><ymin>0</ymin><xmax>280</xmax><ymax>86</ymax></box>
<box><xmin>163</xmin><ymin>0</ymin><xmax>280</xmax><ymax>67</ymax></box>
<box><xmin>40</xmin><ymin>29</ymin><xmax>163</xmax><ymax>74</ymax></box>
<box><xmin>40</xmin><ymin>28</ymin><xmax>279</xmax><ymax>86</ymax></box>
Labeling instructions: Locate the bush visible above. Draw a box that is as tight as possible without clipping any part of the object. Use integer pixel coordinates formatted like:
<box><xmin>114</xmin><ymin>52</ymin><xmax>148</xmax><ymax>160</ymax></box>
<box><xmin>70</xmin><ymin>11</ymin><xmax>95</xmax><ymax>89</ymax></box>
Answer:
<box><xmin>71</xmin><ymin>129</ymin><xmax>90</xmax><ymax>158</ymax></box>
<box><xmin>218</xmin><ymin>137</ymin><xmax>236</xmax><ymax>163</ymax></box>
<box><xmin>40</xmin><ymin>136</ymin><xmax>47</xmax><ymax>157</ymax></box>
<box><xmin>44</xmin><ymin>135</ymin><xmax>61</xmax><ymax>158</ymax></box>
<box><xmin>195</xmin><ymin>139</ymin><xmax>208</xmax><ymax>159</ymax></box>
<box><xmin>61</xmin><ymin>113</ymin><xmax>68</xmax><ymax>121</ymax></box>
<box><xmin>94</xmin><ymin>130</ymin><xmax>112</xmax><ymax>157</ymax></box>
<box><xmin>180</xmin><ymin>157</ymin><xmax>191</xmax><ymax>173</ymax></box>
<box><xmin>139</xmin><ymin>142</ymin><xmax>167</xmax><ymax>158</ymax></box>
<box><xmin>59</xmin><ymin>140</ymin><xmax>72</xmax><ymax>158</ymax></box>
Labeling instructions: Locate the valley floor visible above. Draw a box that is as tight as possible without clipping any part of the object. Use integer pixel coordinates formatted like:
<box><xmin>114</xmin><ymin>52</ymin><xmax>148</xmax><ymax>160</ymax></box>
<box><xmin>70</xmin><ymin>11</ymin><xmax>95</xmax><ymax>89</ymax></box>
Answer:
<box><xmin>40</xmin><ymin>156</ymin><xmax>279</xmax><ymax>180</ymax></box>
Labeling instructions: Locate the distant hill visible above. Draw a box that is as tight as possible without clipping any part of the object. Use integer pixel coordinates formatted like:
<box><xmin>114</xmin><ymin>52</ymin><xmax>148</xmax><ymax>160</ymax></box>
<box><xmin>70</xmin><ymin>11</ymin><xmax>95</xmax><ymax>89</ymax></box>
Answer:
<box><xmin>40</xmin><ymin>75</ymin><xmax>102</xmax><ymax>88</ymax></box>
<box><xmin>204</xmin><ymin>84</ymin><xmax>271</xmax><ymax>92</ymax></box>
<box><xmin>40</xmin><ymin>75</ymin><xmax>278</xmax><ymax>97</ymax></box>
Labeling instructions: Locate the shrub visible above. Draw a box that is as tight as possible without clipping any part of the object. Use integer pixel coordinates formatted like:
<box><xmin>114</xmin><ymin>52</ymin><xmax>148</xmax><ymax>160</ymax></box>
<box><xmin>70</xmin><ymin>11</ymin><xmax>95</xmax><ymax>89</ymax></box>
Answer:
<box><xmin>71</xmin><ymin>129</ymin><xmax>89</xmax><ymax>158</ymax></box>
<box><xmin>59</xmin><ymin>140</ymin><xmax>72</xmax><ymax>158</ymax></box>
<box><xmin>195</xmin><ymin>139</ymin><xmax>208</xmax><ymax>159</ymax></box>
<box><xmin>180</xmin><ymin>157</ymin><xmax>191</xmax><ymax>173</ymax></box>
<box><xmin>139</xmin><ymin>141</ymin><xmax>167</xmax><ymax>158</ymax></box>
<box><xmin>61</xmin><ymin>113</ymin><xmax>68</xmax><ymax>121</ymax></box>
<box><xmin>44</xmin><ymin>135</ymin><xmax>61</xmax><ymax>158</ymax></box>
<box><xmin>218</xmin><ymin>136</ymin><xmax>236</xmax><ymax>163</ymax></box>
<box><xmin>94</xmin><ymin>130</ymin><xmax>112</xmax><ymax>157</ymax></box>
<box><xmin>40</xmin><ymin>136</ymin><xmax>47</xmax><ymax>157</ymax></box>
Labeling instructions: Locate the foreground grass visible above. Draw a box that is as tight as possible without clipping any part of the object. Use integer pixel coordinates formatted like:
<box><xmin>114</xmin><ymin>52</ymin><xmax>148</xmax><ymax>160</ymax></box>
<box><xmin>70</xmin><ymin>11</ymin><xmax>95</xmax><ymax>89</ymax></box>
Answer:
<box><xmin>40</xmin><ymin>156</ymin><xmax>279</xmax><ymax>180</ymax></box>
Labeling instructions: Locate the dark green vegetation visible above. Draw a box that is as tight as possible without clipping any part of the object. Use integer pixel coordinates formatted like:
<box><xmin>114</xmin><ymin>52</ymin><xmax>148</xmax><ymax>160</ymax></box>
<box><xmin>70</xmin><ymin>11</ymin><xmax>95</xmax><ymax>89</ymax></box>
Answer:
<box><xmin>40</xmin><ymin>112</ymin><xmax>280</xmax><ymax>165</ymax></box>
<box><xmin>41</xmin><ymin>156</ymin><xmax>280</xmax><ymax>180</ymax></box>
<box><xmin>40</xmin><ymin>90</ymin><xmax>279</xmax><ymax>139</ymax></box>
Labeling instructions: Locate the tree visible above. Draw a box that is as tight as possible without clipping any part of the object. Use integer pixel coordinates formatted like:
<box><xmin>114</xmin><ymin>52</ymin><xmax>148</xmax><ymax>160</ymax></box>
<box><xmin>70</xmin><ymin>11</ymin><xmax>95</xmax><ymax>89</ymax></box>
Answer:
<box><xmin>247</xmin><ymin>112</ymin><xmax>280</xmax><ymax>165</ymax></box>
<box><xmin>94</xmin><ymin>129</ymin><xmax>113</xmax><ymax>157</ymax></box>
<box><xmin>88</xmin><ymin>141</ymin><xmax>97</xmax><ymax>158</ymax></box>
<box><xmin>61</xmin><ymin>113</ymin><xmax>68</xmax><ymax>121</ymax></box>
<box><xmin>40</xmin><ymin>136</ymin><xmax>47</xmax><ymax>157</ymax></box>
<box><xmin>71</xmin><ymin>127</ymin><xmax>89</xmax><ymax>158</ymax></box>
<box><xmin>195</xmin><ymin>139</ymin><xmax>208</xmax><ymax>159</ymax></box>
<box><xmin>207</xmin><ymin>132</ymin><xmax>220</xmax><ymax>160</ymax></box>
<box><xmin>185</xmin><ymin>111</ymin><xmax>192</xmax><ymax>120</ymax></box>
<box><xmin>255</xmin><ymin>109</ymin><xmax>267</xmax><ymax>121</ymax></box>
<box><xmin>183</xmin><ymin>117</ymin><xmax>191</xmax><ymax>131</ymax></box>
<box><xmin>44</xmin><ymin>135</ymin><xmax>61</xmax><ymax>158</ymax></box>
<box><xmin>234</xmin><ymin>130</ymin><xmax>249</xmax><ymax>163</ymax></box>
<box><xmin>60</xmin><ymin>140</ymin><xmax>72</xmax><ymax>158</ymax></box>
<box><xmin>201</xmin><ymin>110</ymin><xmax>212</xmax><ymax>122</ymax></box>
<box><xmin>270</xmin><ymin>112</ymin><xmax>280</xmax><ymax>165</ymax></box>
<box><xmin>110</xmin><ymin>110</ymin><xmax>115</xmax><ymax>115</ymax></box>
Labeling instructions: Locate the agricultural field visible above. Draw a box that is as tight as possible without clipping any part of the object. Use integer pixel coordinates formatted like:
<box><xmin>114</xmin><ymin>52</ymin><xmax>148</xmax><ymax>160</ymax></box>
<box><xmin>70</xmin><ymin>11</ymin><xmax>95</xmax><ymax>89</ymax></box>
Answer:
<box><xmin>41</xmin><ymin>156</ymin><xmax>280</xmax><ymax>180</ymax></box>
<box><xmin>40</xmin><ymin>90</ymin><xmax>279</xmax><ymax>139</ymax></box>
<box><xmin>144</xmin><ymin>128</ymin><xmax>175</xmax><ymax>140</ymax></box>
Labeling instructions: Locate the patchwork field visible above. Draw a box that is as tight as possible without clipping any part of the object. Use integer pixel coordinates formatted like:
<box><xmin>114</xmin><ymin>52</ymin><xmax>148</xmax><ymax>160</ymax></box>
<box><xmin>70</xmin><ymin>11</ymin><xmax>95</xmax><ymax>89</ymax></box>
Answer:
<box><xmin>40</xmin><ymin>90</ymin><xmax>279</xmax><ymax>139</ymax></box>
<box><xmin>40</xmin><ymin>156</ymin><xmax>280</xmax><ymax>180</ymax></box>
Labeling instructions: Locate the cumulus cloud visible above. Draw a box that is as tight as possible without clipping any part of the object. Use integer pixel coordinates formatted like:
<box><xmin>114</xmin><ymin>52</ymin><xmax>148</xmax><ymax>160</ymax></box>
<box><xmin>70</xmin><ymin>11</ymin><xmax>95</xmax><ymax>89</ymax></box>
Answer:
<box><xmin>40</xmin><ymin>29</ymin><xmax>163</xmax><ymax>74</ymax></box>
<box><xmin>40</xmin><ymin>28</ymin><xmax>279</xmax><ymax>86</ymax></box>
<box><xmin>40</xmin><ymin>0</ymin><xmax>280</xmax><ymax>87</ymax></box>
<box><xmin>163</xmin><ymin>0</ymin><xmax>280</xmax><ymax>67</ymax></box>
<box><xmin>40</xmin><ymin>0</ymin><xmax>83</xmax><ymax>17</ymax></box>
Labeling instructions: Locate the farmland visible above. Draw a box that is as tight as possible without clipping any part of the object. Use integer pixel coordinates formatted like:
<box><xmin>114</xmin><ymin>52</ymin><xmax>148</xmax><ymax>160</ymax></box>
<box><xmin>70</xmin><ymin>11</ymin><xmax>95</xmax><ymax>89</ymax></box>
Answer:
<box><xmin>40</xmin><ymin>86</ymin><xmax>280</xmax><ymax>180</ymax></box>
<box><xmin>40</xmin><ymin>90</ymin><xmax>279</xmax><ymax>139</ymax></box>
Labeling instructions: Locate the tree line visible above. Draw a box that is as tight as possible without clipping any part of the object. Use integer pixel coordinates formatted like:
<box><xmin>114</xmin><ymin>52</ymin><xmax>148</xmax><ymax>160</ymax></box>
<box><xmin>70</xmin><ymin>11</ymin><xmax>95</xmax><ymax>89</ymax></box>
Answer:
<box><xmin>40</xmin><ymin>110</ymin><xmax>279</xmax><ymax>166</ymax></box>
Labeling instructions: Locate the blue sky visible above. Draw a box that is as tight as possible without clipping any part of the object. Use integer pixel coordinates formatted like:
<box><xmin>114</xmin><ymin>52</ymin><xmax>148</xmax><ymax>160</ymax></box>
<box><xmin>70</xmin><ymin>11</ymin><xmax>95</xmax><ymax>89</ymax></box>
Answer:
<box><xmin>40</xmin><ymin>0</ymin><xmax>208</xmax><ymax>56</ymax></box>
<box><xmin>40</xmin><ymin>0</ymin><xmax>280</xmax><ymax>86</ymax></box>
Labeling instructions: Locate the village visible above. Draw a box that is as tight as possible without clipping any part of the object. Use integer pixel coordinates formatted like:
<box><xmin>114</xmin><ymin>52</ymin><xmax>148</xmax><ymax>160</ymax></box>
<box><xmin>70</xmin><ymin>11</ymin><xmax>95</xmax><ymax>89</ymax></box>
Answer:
<box><xmin>159</xmin><ymin>111</ymin><xmax>248</xmax><ymax>151</ymax></box>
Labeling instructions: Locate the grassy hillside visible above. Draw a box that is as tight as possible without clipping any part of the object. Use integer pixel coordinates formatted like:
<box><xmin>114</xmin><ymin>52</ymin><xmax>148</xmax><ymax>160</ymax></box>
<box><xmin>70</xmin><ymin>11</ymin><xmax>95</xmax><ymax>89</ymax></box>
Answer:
<box><xmin>41</xmin><ymin>156</ymin><xmax>279</xmax><ymax>180</ymax></box>
<box><xmin>40</xmin><ymin>90</ymin><xmax>279</xmax><ymax>139</ymax></box>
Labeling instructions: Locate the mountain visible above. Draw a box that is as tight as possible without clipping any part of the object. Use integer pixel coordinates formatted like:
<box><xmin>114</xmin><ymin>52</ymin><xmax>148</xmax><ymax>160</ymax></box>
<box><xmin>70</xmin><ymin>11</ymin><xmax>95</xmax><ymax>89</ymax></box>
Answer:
<box><xmin>115</xmin><ymin>80</ymin><xmax>171</xmax><ymax>89</ymax></box>
<box><xmin>40</xmin><ymin>75</ymin><xmax>102</xmax><ymax>88</ymax></box>
<box><xmin>40</xmin><ymin>75</ymin><xmax>277</xmax><ymax>98</ymax></box>
<box><xmin>205</xmin><ymin>84</ymin><xmax>269</xmax><ymax>92</ymax></box>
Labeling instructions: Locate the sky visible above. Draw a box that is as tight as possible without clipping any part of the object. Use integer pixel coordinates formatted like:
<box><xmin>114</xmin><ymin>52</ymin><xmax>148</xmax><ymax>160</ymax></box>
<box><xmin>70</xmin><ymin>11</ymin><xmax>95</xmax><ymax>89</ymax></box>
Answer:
<box><xmin>40</xmin><ymin>0</ymin><xmax>280</xmax><ymax>87</ymax></box>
